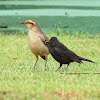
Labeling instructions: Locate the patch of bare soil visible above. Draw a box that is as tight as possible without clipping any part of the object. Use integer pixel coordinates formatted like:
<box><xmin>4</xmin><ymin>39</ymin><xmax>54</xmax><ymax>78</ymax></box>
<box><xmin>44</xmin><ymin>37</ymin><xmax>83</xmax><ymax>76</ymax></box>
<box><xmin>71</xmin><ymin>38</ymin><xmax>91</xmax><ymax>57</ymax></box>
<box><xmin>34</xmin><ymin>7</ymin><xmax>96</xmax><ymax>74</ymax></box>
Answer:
<box><xmin>44</xmin><ymin>90</ymin><xmax>100</xmax><ymax>100</ymax></box>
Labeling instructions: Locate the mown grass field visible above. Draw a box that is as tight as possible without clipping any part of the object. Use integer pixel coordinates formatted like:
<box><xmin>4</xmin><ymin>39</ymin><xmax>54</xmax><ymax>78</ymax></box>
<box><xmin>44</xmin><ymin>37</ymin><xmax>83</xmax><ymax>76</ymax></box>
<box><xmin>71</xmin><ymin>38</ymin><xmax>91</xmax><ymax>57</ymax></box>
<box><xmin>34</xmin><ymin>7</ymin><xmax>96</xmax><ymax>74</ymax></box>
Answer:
<box><xmin>0</xmin><ymin>31</ymin><xmax>100</xmax><ymax>100</ymax></box>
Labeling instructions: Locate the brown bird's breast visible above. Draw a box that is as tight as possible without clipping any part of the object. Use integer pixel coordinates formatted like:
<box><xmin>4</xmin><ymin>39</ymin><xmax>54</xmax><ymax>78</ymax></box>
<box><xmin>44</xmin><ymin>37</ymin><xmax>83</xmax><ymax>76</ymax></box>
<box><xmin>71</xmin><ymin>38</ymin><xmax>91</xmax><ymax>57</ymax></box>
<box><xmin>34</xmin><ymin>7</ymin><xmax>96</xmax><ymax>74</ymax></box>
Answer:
<box><xmin>28</xmin><ymin>32</ymin><xmax>49</xmax><ymax>56</ymax></box>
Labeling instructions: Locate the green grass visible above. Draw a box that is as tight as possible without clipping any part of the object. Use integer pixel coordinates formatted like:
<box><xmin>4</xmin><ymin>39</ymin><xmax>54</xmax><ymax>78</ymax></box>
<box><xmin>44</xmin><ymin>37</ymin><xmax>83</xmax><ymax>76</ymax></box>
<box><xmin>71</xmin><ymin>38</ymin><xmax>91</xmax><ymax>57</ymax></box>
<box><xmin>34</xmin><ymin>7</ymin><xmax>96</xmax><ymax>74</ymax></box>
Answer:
<box><xmin>0</xmin><ymin>31</ymin><xmax>100</xmax><ymax>100</ymax></box>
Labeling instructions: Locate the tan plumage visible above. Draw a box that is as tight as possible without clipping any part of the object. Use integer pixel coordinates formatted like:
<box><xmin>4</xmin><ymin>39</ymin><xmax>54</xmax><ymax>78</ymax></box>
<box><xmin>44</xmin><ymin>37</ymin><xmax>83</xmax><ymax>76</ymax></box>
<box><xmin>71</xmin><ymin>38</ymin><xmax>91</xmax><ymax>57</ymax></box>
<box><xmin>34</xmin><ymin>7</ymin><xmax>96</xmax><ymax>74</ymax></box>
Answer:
<box><xmin>21</xmin><ymin>20</ymin><xmax>49</xmax><ymax>70</ymax></box>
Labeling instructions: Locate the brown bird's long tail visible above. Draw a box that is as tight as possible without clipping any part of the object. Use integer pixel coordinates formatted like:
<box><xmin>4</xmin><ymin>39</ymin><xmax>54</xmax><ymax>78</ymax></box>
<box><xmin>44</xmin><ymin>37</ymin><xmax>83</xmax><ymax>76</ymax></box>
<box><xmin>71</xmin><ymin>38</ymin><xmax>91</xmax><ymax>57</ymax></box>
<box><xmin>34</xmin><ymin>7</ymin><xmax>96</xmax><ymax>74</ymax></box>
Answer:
<box><xmin>79</xmin><ymin>57</ymin><xmax>95</xmax><ymax>63</ymax></box>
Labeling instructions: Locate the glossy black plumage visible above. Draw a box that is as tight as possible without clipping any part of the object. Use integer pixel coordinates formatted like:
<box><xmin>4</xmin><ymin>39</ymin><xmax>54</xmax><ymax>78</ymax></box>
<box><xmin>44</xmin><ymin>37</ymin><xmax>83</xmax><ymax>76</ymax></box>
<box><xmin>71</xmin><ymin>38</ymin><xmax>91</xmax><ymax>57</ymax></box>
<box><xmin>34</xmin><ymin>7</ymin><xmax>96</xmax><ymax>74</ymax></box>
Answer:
<box><xmin>47</xmin><ymin>37</ymin><xmax>95</xmax><ymax>71</ymax></box>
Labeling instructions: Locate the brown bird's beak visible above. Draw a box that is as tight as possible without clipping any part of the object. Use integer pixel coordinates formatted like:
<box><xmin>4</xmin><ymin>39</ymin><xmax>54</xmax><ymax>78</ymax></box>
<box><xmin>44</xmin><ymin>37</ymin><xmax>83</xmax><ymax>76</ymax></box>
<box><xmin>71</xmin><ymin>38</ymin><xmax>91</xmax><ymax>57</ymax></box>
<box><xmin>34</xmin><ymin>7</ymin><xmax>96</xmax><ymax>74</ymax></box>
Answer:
<box><xmin>21</xmin><ymin>22</ymin><xmax>25</xmax><ymax>24</ymax></box>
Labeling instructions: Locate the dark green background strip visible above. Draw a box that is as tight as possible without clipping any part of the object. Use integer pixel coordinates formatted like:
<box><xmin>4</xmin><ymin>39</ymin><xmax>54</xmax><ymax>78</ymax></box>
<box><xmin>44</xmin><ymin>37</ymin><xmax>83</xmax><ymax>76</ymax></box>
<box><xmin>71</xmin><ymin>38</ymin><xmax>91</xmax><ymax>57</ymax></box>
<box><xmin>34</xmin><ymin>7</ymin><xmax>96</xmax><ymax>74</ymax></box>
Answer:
<box><xmin>0</xmin><ymin>0</ymin><xmax>100</xmax><ymax>33</ymax></box>
<box><xmin>1</xmin><ymin>5</ymin><xmax>100</xmax><ymax>10</ymax></box>
<box><xmin>0</xmin><ymin>16</ymin><xmax>100</xmax><ymax>33</ymax></box>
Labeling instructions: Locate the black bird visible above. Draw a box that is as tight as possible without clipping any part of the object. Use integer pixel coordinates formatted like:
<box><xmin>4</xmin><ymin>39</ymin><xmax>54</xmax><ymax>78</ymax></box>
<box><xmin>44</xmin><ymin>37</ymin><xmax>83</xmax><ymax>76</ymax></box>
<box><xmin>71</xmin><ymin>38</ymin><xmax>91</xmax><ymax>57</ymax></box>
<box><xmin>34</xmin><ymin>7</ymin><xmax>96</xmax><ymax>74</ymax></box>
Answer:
<box><xmin>47</xmin><ymin>37</ymin><xmax>95</xmax><ymax>71</ymax></box>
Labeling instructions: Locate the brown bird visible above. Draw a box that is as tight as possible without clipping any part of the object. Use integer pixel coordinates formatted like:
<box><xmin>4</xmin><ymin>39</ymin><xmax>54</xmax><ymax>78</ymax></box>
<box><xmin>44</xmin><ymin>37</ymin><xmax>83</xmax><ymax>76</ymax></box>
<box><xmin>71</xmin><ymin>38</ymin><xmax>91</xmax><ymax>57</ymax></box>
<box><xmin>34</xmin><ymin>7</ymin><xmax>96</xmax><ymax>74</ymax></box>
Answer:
<box><xmin>21</xmin><ymin>20</ymin><xmax>49</xmax><ymax>70</ymax></box>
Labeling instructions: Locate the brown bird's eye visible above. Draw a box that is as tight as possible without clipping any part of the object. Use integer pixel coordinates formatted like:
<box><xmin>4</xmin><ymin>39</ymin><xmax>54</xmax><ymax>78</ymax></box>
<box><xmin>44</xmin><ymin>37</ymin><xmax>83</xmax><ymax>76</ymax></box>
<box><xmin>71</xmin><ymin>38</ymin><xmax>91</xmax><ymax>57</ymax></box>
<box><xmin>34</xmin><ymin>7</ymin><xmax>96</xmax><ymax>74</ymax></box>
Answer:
<box><xmin>30</xmin><ymin>23</ymin><xmax>34</xmax><ymax>25</ymax></box>
<box><xmin>27</xmin><ymin>22</ymin><xmax>34</xmax><ymax>25</ymax></box>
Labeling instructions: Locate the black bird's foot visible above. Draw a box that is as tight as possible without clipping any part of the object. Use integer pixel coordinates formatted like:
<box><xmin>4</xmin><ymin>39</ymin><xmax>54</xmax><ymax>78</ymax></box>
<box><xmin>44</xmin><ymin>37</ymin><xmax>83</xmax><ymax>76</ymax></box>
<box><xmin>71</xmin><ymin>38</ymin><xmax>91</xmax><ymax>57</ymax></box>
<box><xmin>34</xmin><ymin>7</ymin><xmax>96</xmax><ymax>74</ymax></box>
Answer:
<box><xmin>55</xmin><ymin>63</ymin><xmax>62</xmax><ymax>71</ymax></box>
<box><xmin>55</xmin><ymin>69</ymin><xmax>59</xmax><ymax>71</ymax></box>
<box><xmin>65</xmin><ymin>68</ymin><xmax>68</xmax><ymax>71</ymax></box>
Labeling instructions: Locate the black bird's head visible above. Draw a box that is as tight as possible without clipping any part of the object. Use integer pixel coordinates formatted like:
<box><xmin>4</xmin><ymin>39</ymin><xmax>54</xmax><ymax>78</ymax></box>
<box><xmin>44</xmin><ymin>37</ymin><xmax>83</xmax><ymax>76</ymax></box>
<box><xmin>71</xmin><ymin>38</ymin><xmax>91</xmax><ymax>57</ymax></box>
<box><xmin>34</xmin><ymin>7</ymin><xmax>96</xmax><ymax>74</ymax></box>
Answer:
<box><xmin>50</xmin><ymin>37</ymin><xmax>58</xmax><ymax>41</ymax></box>
<box><xmin>48</xmin><ymin>37</ymin><xmax>59</xmax><ymax>47</ymax></box>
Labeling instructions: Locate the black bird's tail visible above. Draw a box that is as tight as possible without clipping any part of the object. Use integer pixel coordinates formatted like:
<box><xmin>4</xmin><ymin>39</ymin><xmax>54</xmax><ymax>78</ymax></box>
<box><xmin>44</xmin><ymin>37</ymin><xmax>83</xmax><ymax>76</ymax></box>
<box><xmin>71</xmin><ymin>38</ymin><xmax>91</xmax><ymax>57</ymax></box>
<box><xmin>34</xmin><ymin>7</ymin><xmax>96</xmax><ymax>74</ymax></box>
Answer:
<box><xmin>79</xmin><ymin>57</ymin><xmax>95</xmax><ymax>63</ymax></box>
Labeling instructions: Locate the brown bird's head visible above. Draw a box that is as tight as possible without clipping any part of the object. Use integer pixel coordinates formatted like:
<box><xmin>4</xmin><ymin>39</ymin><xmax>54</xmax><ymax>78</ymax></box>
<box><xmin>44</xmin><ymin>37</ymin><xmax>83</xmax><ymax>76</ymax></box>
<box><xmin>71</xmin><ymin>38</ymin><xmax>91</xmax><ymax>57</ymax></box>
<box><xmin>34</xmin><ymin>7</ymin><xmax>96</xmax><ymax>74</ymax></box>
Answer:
<box><xmin>21</xmin><ymin>20</ymin><xmax>40</xmax><ymax>30</ymax></box>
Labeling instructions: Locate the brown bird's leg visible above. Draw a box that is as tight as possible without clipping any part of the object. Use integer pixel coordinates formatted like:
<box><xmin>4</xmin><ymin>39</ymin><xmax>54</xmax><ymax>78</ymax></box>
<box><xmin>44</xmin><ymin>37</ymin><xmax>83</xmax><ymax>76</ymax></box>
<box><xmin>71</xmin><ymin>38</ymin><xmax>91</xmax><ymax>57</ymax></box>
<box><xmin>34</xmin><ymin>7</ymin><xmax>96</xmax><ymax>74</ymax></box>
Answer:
<box><xmin>34</xmin><ymin>56</ymin><xmax>38</xmax><ymax>70</ymax></box>
<box><xmin>56</xmin><ymin>63</ymin><xmax>62</xmax><ymax>71</ymax></box>
<box><xmin>44</xmin><ymin>56</ymin><xmax>48</xmax><ymax>70</ymax></box>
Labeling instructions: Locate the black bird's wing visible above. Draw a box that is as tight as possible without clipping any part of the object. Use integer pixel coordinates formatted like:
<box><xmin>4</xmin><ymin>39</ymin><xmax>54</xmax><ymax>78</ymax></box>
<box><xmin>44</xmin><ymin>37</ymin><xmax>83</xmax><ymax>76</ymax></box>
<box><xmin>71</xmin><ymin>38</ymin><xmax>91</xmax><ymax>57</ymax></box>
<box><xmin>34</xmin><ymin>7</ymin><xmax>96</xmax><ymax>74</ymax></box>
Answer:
<box><xmin>50</xmin><ymin>42</ymin><xmax>80</xmax><ymax>64</ymax></box>
<box><xmin>48</xmin><ymin>37</ymin><xmax>95</xmax><ymax>64</ymax></box>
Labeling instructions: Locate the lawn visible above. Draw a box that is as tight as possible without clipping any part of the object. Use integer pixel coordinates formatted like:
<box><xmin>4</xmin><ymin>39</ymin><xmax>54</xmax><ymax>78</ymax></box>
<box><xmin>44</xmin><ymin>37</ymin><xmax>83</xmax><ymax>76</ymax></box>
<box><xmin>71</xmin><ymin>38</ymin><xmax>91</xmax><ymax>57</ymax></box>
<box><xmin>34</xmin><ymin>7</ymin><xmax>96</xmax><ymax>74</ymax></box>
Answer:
<box><xmin>0</xmin><ymin>31</ymin><xmax>100</xmax><ymax>100</ymax></box>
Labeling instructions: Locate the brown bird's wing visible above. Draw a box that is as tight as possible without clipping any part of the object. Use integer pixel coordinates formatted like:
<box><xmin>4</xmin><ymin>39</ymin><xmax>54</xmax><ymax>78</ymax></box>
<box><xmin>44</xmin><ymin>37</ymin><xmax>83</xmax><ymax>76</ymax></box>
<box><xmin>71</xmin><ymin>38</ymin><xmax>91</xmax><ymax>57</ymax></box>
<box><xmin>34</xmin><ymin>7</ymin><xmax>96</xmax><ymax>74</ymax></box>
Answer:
<box><xmin>39</xmin><ymin>34</ymin><xmax>49</xmax><ymax>45</ymax></box>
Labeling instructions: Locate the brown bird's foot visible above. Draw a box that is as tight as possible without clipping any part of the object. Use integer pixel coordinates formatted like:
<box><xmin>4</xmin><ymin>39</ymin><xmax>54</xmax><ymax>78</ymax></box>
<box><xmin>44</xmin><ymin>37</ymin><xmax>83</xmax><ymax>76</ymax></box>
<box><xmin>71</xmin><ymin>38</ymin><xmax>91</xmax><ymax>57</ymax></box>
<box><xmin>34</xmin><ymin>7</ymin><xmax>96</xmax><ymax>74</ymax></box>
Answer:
<box><xmin>31</xmin><ymin>70</ymin><xmax>36</xmax><ymax>73</ymax></box>
<box><xmin>33</xmin><ymin>65</ymin><xmax>36</xmax><ymax>70</ymax></box>
<box><xmin>44</xmin><ymin>59</ymin><xmax>48</xmax><ymax>71</ymax></box>
<box><xmin>33</xmin><ymin>56</ymin><xmax>38</xmax><ymax>70</ymax></box>
<box><xmin>44</xmin><ymin>68</ymin><xmax>48</xmax><ymax>71</ymax></box>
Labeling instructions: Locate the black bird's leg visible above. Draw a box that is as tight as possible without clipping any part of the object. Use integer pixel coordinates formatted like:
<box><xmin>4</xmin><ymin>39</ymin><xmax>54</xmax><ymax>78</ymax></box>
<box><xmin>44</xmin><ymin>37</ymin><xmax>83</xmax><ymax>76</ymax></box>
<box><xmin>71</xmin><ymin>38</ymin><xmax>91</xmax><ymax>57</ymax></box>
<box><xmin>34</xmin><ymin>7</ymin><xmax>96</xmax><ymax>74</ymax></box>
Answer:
<box><xmin>66</xmin><ymin>64</ymin><xmax>69</xmax><ymax>70</ymax></box>
<box><xmin>56</xmin><ymin>63</ymin><xmax>62</xmax><ymax>71</ymax></box>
